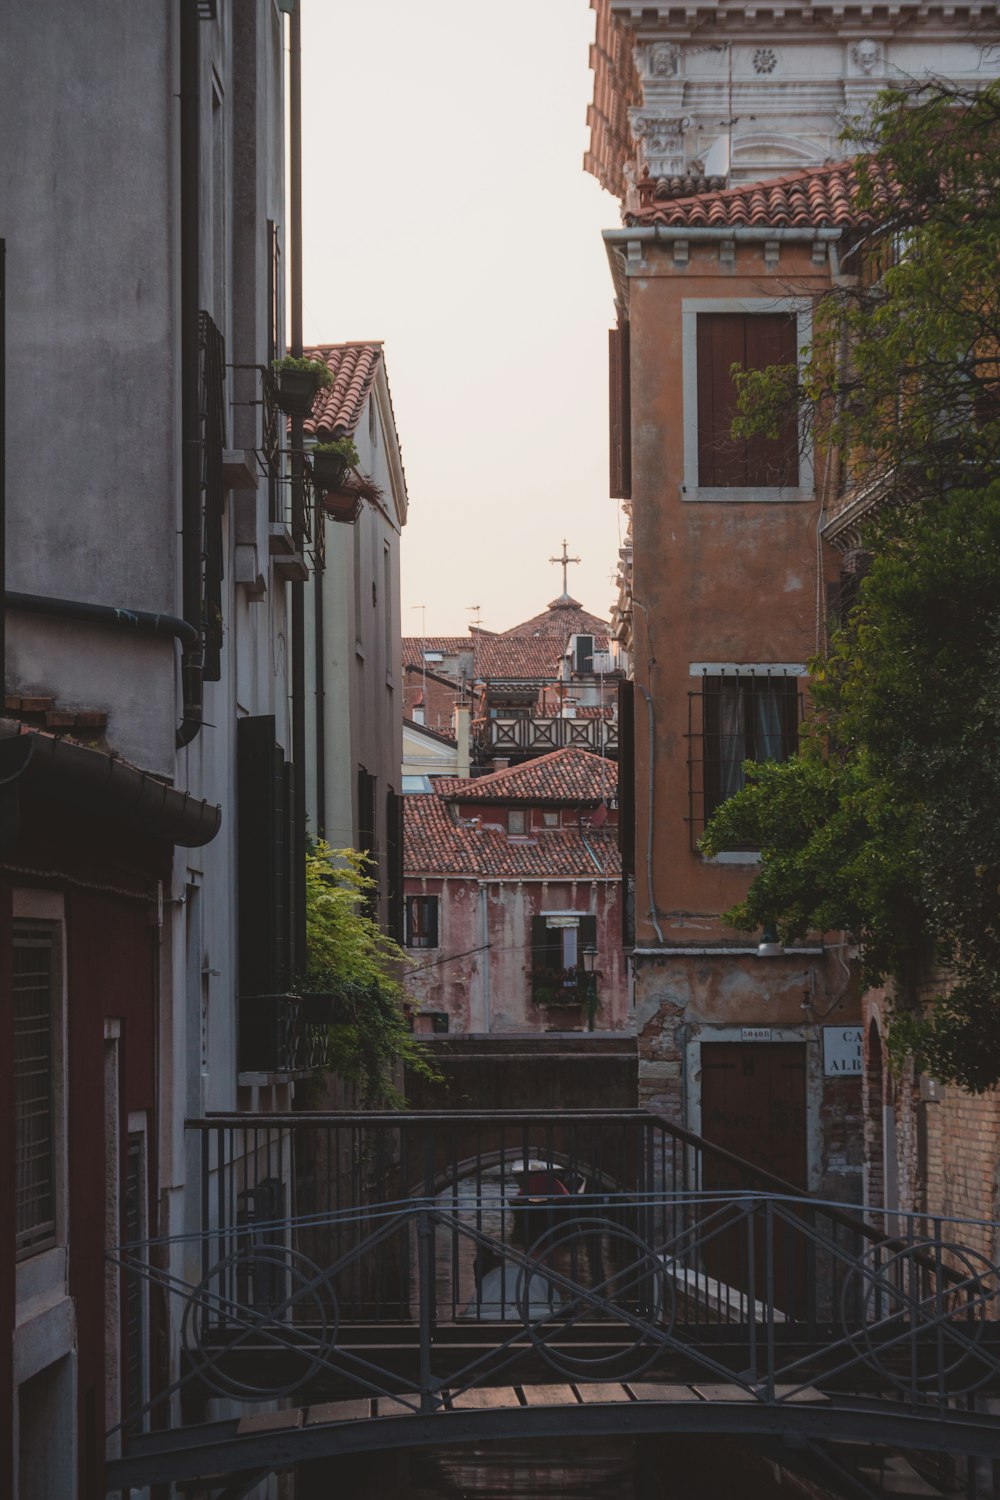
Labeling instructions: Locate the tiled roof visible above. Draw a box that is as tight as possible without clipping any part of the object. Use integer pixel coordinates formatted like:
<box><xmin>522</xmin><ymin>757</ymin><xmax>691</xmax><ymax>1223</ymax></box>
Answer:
<box><xmin>404</xmin><ymin>793</ymin><xmax>621</xmax><ymax>880</ymax></box>
<box><xmin>627</xmin><ymin>160</ymin><xmax>895</xmax><ymax>230</ymax></box>
<box><xmin>303</xmin><ymin>342</ymin><xmax>382</xmax><ymax>438</ymax></box>
<box><xmin>402</xmin><ymin>631</ymin><xmax>610</xmax><ymax>682</ymax></box>
<box><xmin>476</xmin><ymin>637</ymin><xmax>563</xmax><ymax>680</ymax></box>
<box><xmin>401</xmin><ymin>636</ymin><xmax>472</xmax><ymax>671</ymax></box>
<box><xmin>504</xmin><ymin>596</ymin><xmax>610</xmax><ymax>639</ymax></box>
<box><xmin>445</xmin><ymin>748</ymin><xmax>617</xmax><ymax>805</ymax></box>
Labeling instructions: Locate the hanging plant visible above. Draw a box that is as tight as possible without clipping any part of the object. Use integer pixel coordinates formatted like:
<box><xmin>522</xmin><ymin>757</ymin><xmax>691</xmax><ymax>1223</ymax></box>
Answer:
<box><xmin>311</xmin><ymin>437</ymin><xmax>360</xmax><ymax>492</ymax></box>
<box><xmin>271</xmin><ymin>356</ymin><xmax>332</xmax><ymax>416</ymax></box>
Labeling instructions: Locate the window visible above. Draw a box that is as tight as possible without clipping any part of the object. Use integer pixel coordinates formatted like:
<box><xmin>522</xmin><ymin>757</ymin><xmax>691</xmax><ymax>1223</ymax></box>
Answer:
<box><xmin>508</xmin><ymin>809</ymin><xmax>526</xmax><ymax>834</ymax></box>
<box><xmin>542</xmin><ymin>810</ymin><xmax>560</xmax><ymax>828</ymax></box>
<box><xmin>530</xmin><ymin>914</ymin><xmax>597</xmax><ymax>1003</ymax></box>
<box><xmin>14</xmin><ymin>921</ymin><xmax>60</xmax><ymax>1256</ymax></box>
<box><xmin>682</xmin><ymin>298</ymin><xmax>812</xmax><ymax>501</ymax></box>
<box><xmin>405</xmin><ymin>895</ymin><xmax>439</xmax><ymax>949</ymax></box>
<box><xmin>696</xmin><ymin>313</ymin><xmax>798</xmax><ymax>488</ymax></box>
<box><xmin>688</xmin><ymin>671</ymin><xmax>800</xmax><ymax>842</ymax></box>
<box><xmin>573</xmin><ymin>634</ymin><xmax>595</xmax><ymax>673</ymax></box>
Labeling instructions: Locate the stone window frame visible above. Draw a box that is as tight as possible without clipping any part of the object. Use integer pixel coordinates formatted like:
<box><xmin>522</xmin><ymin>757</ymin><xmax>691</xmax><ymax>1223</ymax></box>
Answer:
<box><xmin>681</xmin><ymin>296</ymin><xmax>815</xmax><ymax>503</ymax></box>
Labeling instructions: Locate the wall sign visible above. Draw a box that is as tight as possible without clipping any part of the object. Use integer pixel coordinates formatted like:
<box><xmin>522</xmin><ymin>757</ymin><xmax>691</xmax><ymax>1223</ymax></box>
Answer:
<box><xmin>823</xmin><ymin>1025</ymin><xmax>863</xmax><ymax>1075</ymax></box>
<box><xmin>741</xmin><ymin>1026</ymin><xmax>772</xmax><ymax>1042</ymax></box>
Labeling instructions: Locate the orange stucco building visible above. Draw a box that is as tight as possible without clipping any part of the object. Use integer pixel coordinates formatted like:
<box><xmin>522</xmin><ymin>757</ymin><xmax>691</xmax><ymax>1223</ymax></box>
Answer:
<box><xmin>607</xmin><ymin>166</ymin><xmax>868</xmax><ymax>1199</ymax></box>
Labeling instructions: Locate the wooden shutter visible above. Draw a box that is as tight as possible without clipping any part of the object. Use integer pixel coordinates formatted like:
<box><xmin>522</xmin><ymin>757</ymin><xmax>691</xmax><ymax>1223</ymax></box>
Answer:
<box><xmin>238</xmin><ymin>716</ymin><xmax>288</xmax><ymax>996</ymax></box>
<box><xmin>617</xmin><ymin>679</ymin><xmax>635</xmax><ymax>947</ymax></box>
<box><xmin>697</xmin><ymin>313</ymin><xmax>798</xmax><ymax>487</ymax></box>
<box><xmin>609</xmin><ymin>323</ymin><xmax>632</xmax><ymax>500</ymax></box>
<box><xmin>578</xmin><ymin>914</ymin><xmax>598</xmax><ymax>952</ymax></box>
<box><xmin>385</xmin><ymin>787</ymin><xmax>404</xmax><ymax>944</ymax></box>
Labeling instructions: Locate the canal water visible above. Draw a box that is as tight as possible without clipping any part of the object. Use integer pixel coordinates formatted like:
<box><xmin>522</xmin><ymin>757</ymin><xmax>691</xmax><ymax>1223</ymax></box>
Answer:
<box><xmin>301</xmin><ymin>1434</ymin><xmax>801</xmax><ymax>1498</ymax></box>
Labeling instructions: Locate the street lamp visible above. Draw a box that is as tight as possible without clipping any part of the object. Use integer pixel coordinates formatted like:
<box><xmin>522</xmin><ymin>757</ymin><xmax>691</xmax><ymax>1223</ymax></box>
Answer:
<box><xmin>756</xmin><ymin>923</ymin><xmax>785</xmax><ymax>958</ymax></box>
<box><xmin>582</xmin><ymin>941</ymin><xmax>599</xmax><ymax>1031</ymax></box>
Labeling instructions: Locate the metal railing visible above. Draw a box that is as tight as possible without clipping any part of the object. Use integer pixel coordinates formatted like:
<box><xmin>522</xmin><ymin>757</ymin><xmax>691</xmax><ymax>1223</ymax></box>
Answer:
<box><xmin>186</xmin><ymin>1110</ymin><xmax>974</xmax><ymax>1332</ymax></box>
<box><xmin>111</xmin><ymin>1185</ymin><xmax>1000</xmax><ymax>1449</ymax></box>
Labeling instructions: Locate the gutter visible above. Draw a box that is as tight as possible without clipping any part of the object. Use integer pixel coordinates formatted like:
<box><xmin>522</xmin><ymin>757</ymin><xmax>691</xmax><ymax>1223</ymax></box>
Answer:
<box><xmin>0</xmin><ymin>721</ymin><xmax>221</xmax><ymax>849</ymax></box>
<box><xmin>6</xmin><ymin>592</ymin><xmax>198</xmax><ymax>648</ymax></box>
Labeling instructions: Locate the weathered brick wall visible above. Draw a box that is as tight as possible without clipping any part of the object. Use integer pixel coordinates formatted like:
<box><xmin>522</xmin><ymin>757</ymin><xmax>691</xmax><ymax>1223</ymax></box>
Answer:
<box><xmin>862</xmin><ymin>988</ymin><xmax>1000</xmax><ymax>1260</ymax></box>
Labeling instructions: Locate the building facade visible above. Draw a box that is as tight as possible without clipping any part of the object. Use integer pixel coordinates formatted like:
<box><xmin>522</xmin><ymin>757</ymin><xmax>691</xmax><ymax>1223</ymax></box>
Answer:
<box><xmin>403</xmin><ymin>748</ymin><xmax>628</xmax><ymax>1035</ymax></box>
<box><xmin>586</xmin><ymin>0</ymin><xmax>1000</xmax><ymax>207</ymax></box>
<box><xmin>0</xmin><ymin>4</ymin><xmax>316</xmax><ymax>1493</ymax></box>
<box><xmin>601</xmin><ymin>164</ymin><xmax>869</xmax><ymax>1198</ymax></box>
<box><xmin>303</xmin><ymin>341</ymin><xmax>408</xmax><ymax>939</ymax></box>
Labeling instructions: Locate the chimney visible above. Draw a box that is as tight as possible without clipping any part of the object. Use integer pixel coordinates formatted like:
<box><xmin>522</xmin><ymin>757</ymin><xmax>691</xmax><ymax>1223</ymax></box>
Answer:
<box><xmin>454</xmin><ymin>702</ymin><xmax>471</xmax><ymax>778</ymax></box>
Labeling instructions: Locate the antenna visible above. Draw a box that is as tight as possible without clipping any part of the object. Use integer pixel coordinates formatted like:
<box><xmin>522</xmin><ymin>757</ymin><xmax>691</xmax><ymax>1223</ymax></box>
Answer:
<box><xmin>466</xmin><ymin>603</ymin><xmax>482</xmax><ymax>632</ymax></box>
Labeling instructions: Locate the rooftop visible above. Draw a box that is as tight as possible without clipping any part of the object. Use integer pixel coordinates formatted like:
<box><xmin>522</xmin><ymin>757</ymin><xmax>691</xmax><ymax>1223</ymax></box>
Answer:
<box><xmin>303</xmin><ymin>342</ymin><xmax>383</xmax><ymax>439</ymax></box>
<box><xmin>404</xmin><ymin>790</ymin><xmax>620</xmax><ymax>881</ymax></box>
<box><xmin>446</xmin><ymin>747</ymin><xmax>617</xmax><ymax>806</ymax></box>
<box><xmin>627</xmin><ymin>160</ymin><xmax>894</xmax><ymax>230</ymax></box>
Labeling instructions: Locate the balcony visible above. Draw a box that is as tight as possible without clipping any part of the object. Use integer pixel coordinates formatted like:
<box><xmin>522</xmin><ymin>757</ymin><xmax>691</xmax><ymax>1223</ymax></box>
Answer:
<box><xmin>478</xmin><ymin>715</ymin><xmax>618</xmax><ymax>758</ymax></box>
<box><xmin>238</xmin><ymin>993</ymin><xmax>332</xmax><ymax>1077</ymax></box>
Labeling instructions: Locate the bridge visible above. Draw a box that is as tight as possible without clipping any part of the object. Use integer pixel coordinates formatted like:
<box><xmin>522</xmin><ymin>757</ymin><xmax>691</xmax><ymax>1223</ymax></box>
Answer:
<box><xmin>106</xmin><ymin>1111</ymin><xmax>1000</xmax><ymax>1497</ymax></box>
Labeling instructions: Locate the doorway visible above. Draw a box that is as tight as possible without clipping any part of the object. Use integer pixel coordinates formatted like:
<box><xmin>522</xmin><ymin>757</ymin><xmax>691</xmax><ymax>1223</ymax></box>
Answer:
<box><xmin>699</xmin><ymin>1042</ymin><xmax>808</xmax><ymax>1187</ymax></box>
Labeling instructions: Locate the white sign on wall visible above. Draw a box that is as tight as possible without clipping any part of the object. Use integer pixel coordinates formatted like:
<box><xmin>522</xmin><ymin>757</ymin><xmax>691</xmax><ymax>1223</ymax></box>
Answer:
<box><xmin>823</xmin><ymin>1026</ymin><xmax>863</xmax><ymax>1076</ymax></box>
<box><xmin>741</xmin><ymin>1026</ymin><xmax>772</xmax><ymax>1042</ymax></box>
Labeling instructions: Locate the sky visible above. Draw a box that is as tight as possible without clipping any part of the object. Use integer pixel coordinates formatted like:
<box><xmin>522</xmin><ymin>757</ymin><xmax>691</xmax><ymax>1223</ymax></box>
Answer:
<box><xmin>299</xmin><ymin>0</ymin><xmax>623</xmax><ymax>638</ymax></box>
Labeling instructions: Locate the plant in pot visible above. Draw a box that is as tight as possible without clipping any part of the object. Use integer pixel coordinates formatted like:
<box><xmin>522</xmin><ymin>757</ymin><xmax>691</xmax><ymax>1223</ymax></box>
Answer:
<box><xmin>311</xmin><ymin>436</ymin><xmax>359</xmax><ymax>492</ymax></box>
<box><xmin>271</xmin><ymin>355</ymin><xmax>332</xmax><ymax>416</ymax></box>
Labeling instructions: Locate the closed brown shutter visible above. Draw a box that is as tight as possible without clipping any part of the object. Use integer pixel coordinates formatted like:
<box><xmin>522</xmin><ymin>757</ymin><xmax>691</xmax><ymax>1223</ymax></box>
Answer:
<box><xmin>696</xmin><ymin>313</ymin><xmax>798</xmax><ymax>488</ymax></box>
<box><xmin>609</xmin><ymin>322</ymin><xmax>632</xmax><ymax>499</ymax></box>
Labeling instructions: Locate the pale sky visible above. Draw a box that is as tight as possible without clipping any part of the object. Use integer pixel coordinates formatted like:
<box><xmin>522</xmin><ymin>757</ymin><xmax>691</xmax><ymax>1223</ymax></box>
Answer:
<box><xmin>299</xmin><ymin>0</ymin><xmax>623</xmax><ymax>637</ymax></box>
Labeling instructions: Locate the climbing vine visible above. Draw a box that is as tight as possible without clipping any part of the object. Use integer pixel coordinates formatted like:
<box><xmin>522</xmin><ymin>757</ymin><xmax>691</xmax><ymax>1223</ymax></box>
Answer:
<box><xmin>301</xmin><ymin>842</ymin><xmax>438</xmax><ymax>1106</ymax></box>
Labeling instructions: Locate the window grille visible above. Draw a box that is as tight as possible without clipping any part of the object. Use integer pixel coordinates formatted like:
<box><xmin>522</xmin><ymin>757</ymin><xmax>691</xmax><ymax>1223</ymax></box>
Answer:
<box><xmin>14</xmin><ymin>922</ymin><xmax>57</xmax><ymax>1255</ymax></box>
<box><xmin>687</xmin><ymin>671</ymin><xmax>802</xmax><ymax>848</ymax></box>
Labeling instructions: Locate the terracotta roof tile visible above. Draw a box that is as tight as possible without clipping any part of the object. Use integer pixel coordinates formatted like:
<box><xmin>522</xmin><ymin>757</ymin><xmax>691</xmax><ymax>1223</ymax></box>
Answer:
<box><xmin>445</xmin><ymin>747</ymin><xmax>617</xmax><ymax>805</ymax></box>
<box><xmin>302</xmin><ymin>342</ymin><xmax>383</xmax><ymax>438</ymax></box>
<box><xmin>504</xmin><ymin>597</ymin><xmax>610</xmax><ymax>638</ymax></box>
<box><xmin>627</xmin><ymin>159</ymin><xmax>896</xmax><ymax>230</ymax></box>
<box><xmin>401</xmin><ymin>636</ymin><xmax>473</xmax><ymax>671</ymax></box>
<box><xmin>404</xmin><ymin>792</ymin><xmax>620</xmax><ymax>880</ymax></box>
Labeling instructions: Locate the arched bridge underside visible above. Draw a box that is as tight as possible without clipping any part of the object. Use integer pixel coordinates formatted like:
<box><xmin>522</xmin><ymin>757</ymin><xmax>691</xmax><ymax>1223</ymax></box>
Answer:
<box><xmin>109</xmin><ymin>1382</ymin><xmax>1000</xmax><ymax>1493</ymax></box>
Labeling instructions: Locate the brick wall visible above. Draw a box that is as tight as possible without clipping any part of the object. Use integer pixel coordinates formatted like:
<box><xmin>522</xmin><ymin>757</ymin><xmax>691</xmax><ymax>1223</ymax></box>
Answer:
<box><xmin>863</xmin><ymin>988</ymin><xmax>1000</xmax><ymax>1261</ymax></box>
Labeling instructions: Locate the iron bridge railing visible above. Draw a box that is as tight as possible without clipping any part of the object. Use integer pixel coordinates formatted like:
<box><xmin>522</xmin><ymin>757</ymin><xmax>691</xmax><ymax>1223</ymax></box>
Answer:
<box><xmin>104</xmin><ymin>1113</ymin><xmax>1000</xmax><ymax>1445</ymax></box>
<box><xmin>110</xmin><ymin>1186</ymin><xmax>1000</xmax><ymax>1452</ymax></box>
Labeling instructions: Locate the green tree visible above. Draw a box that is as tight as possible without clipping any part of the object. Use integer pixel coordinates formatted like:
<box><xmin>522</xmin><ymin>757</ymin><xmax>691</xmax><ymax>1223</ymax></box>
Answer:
<box><xmin>302</xmin><ymin>842</ymin><xmax>437</xmax><ymax>1105</ymax></box>
<box><xmin>702</xmin><ymin>79</ymin><xmax>1000</xmax><ymax>1091</ymax></box>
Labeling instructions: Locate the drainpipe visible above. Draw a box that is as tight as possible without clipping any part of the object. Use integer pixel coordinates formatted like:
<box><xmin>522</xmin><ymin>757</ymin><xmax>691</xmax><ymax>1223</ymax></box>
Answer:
<box><xmin>178</xmin><ymin>0</ymin><xmax>205</xmax><ymax>748</ymax></box>
<box><xmin>479</xmin><ymin>885</ymin><xmax>491</xmax><ymax>1033</ymax></box>
<box><xmin>1</xmin><ymin>241</ymin><xmax>5</xmax><ymax>698</ymax></box>
<box><xmin>288</xmin><ymin>1</ymin><xmax>307</xmax><ymax>960</ymax></box>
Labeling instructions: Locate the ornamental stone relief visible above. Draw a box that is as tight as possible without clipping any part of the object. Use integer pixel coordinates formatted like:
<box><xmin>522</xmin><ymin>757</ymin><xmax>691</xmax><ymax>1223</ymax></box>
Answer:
<box><xmin>752</xmin><ymin>46</ymin><xmax>779</xmax><ymax>74</ymax></box>
<box><xmin>851</xmin><ymin>38</ymin><xmax>883</xmax><ymax>75</ymax></box>
<box><xmin>629</xmin><ymin>109</ymin><xmax>686</xmax><ymax>177</ymax></box>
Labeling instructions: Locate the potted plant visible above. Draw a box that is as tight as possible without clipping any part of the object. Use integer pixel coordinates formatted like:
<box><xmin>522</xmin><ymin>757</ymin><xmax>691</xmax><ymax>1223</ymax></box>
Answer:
<box><xmin>310</xmin><ymin>437</ymin><xmax>359</xmax><ymax>492</ymax></box>
<box><xmin>271</xmin><ymin>355</ymin><xmax>332</xmax><ymax>416</ymax></box>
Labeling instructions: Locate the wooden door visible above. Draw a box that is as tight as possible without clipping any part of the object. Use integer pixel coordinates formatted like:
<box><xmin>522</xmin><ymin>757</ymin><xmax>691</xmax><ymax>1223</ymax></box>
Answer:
<box><xmin>697</xmin><ymin>1043</ymin><xmax>809</xmax><ymax>1320</ymax></box>
<box><xmin>699</xmin><ymin>1042</ymin><xmax>807</xmax><ymax>1187</ymax></box>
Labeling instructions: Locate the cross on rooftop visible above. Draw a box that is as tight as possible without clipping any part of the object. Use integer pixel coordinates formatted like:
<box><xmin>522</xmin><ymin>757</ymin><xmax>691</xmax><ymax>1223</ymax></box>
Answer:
<box><xmin>549</xmin><ymin>540</ymin><xmax>581</xmax><ymax>599</ymax></box>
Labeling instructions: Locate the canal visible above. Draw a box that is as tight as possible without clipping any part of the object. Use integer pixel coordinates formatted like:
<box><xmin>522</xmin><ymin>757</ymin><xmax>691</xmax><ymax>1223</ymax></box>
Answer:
<box><xmin>299</xmin><ymin>1433</ymin><xmax>812</xmax><ymax>1498</ymax></box>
